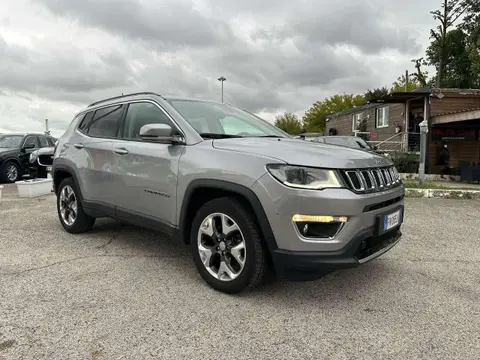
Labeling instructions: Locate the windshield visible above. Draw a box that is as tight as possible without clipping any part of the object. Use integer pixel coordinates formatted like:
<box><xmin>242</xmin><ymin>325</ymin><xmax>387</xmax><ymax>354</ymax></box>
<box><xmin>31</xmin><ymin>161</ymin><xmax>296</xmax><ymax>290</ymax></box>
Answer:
<box><xmin>166</xmin><ymin>100</ymin><xmax>289</xmax><ymax>138</ymax></box>
<box><xmin>323</xmin><ymin>137</ymin><xmax>372</xmax><ymax>150</ymax></box>
<box><xmin>0</xmin><ymin>135</ymin><xmax>23</xmax><ymax>148</ymax></box>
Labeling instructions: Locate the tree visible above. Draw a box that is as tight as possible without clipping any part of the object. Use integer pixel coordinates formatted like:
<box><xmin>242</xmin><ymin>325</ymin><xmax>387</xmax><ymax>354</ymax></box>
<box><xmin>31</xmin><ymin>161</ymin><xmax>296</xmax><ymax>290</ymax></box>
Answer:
<box><xmin>274</xmin><ymin>112</ymin><xmax>303</xmax><ymax>135</ymax></box>
<box><xmin>302</xmin><ymin>94</ymin><xmax>366</xmax><ymax>132</ymax></box>
<box><xmin>391</xmin><ymin>73</ymin><xmax>425</xmax><ymax>93</ymax></box>
<box><xmin>427</xmin><ymin>0</ymin><xmax>471</xmax><ymax>87</ymax></box>
<box><xmin>364</xmin><ymin>87</ymin><xmax>390</xmax><ymax>101</ymax></box>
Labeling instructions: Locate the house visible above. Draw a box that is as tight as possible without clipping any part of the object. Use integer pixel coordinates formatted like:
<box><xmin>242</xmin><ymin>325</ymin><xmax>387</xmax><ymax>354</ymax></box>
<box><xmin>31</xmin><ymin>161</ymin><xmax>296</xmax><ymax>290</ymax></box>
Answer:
<box><xmin>325</xmin><ymin>88</ymin><xmax>480</xmax><ymax>174</ymax></box>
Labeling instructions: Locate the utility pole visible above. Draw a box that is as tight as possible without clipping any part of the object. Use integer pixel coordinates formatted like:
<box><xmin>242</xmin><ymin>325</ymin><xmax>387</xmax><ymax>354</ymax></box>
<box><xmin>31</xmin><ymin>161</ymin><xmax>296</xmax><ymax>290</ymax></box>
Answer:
<box><xmin>218</xmin><ymin>76</ymin><xmax>226</xmax><ymax>102</ymax></box>
<box><xmin>405</xmin><ymin>70</ymin><xmax>409</xmax><ymax>91</ymax></box>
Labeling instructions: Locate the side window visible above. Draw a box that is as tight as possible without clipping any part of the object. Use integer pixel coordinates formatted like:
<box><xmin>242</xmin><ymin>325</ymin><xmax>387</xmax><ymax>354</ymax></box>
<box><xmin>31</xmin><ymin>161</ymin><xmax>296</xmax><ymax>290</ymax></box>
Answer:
<box><xmin>23</xmin><ymin>136</ymin><xmax>38</xmax><ymax>149</ymax></box>
<box><xmin>87</xmin><ymin>105</ymin><xmax>123</xmax><ymax>138</ymax></box>
<box><xmin>38</xmin><ymin>136</ymin><xmax>49</xmax><ymax>148</ymax></box>
<box><xmin>220</xmin><ymin>116</ymin><xmax>264</xmax><ymax>136</ymax></box>
<box><xmin>78</xmin><ymin>111</ymin><xmax>94</xmax><ymax>133</ymax></box>
<box><xmin>122</xmin><ymin>102</ymin><xmax>173</xmax><ymax>140</ymax></box>
<box><xmin>47</xmin><ymin>137</ymin><xmax>56</xmax><ymax>146</ymax></box>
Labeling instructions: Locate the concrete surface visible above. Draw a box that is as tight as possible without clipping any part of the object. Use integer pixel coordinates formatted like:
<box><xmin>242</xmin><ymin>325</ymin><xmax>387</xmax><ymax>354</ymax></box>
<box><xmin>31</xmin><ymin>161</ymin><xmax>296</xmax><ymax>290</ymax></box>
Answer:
<box><xmin>1</xmin><ymin>184</ymin><xmax>479</xmax><ymax>360</ymax></box>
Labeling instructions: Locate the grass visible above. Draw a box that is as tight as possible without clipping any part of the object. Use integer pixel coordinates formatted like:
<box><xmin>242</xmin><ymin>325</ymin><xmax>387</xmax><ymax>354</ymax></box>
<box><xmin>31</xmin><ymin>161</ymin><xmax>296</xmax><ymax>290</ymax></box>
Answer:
<box><xmin>403</xmin><ymin>180</ymin><xmax>480</xmax><ymax>190</ymax></box>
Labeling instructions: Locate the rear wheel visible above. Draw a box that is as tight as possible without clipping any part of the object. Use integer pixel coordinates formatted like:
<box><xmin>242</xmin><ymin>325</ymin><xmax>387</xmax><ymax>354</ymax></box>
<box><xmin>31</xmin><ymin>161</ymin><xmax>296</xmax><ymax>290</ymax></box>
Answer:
<box><xmin>191</xmin><ymin>197</ymin><xmax>270</xmax><ymax>294</ymax></box>
<box><xmin>57</xmin><ymin>177</ymin><xmax>95</xmax><ymax>233</ymax></box>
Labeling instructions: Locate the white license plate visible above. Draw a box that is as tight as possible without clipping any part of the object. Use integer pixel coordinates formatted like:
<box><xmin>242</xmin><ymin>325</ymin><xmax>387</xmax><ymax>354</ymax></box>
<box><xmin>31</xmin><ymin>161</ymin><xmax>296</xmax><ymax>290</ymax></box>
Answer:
<box><xmin>384</xmin><ymin>210</ymin><xmax>401</xmax><ymax>231</ymax></box>
<box><xmin>46</xmin><ymin>166</ymin><xmax>52</xmax><ymax>172</ymax></box>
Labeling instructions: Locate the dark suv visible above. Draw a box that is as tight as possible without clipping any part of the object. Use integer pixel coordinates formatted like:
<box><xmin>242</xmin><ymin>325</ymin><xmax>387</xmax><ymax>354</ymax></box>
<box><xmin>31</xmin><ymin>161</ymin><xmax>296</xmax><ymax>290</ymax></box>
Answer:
<box><xmin>0</xmin><ymin>132</ymin><xmax>57</xmax><ymax>183</ymax></box>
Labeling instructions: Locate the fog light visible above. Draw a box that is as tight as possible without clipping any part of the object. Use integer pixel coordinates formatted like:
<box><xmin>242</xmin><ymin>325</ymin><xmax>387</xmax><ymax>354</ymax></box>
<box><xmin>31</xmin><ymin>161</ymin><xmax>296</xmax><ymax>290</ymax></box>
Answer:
<box><xmin>292</xmin><ymin>214</ymin><xmax>348</xmax><ymax>223</ymax></box>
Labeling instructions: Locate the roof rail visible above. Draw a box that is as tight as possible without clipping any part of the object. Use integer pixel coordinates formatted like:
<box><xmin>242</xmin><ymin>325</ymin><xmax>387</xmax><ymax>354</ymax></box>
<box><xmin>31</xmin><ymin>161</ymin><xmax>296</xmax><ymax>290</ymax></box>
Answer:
<box><xmin>87</xmin><ymin>92</ymin><xmax>162</xmax><ymax>107</ymax></box>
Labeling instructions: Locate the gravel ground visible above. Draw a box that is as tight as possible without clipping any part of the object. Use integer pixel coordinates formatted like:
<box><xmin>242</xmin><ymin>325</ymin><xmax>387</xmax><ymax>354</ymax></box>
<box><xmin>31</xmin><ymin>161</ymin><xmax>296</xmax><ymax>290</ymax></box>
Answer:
<box><xmin>0</xmin><ymin>184</ymin><xmax>479</xmax><ymax>360</ymax></box>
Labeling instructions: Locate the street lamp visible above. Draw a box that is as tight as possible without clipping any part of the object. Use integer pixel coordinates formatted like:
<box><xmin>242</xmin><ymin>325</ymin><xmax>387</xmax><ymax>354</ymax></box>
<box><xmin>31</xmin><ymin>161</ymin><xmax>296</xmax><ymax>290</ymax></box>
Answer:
<box><xmin>218</xmin><ymin>76</ymin><xmax>226</xmax><ymax>102</ymax></box>
<box><xmin>418</xmin><ymin>119</ymin><xmax>429</xmax><ymax>185</ymax></box>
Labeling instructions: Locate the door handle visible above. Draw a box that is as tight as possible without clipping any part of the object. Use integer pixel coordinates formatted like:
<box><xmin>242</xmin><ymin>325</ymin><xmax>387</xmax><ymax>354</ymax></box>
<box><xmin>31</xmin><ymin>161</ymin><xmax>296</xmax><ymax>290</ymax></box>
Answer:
<box><xmin>114</xmin><ymin>147</ymin><xmax>129</xmax><ymax>155</ymax></box>
<box><xmin>73</xmin><ymin>143</ymin><xmax>84</xmax><ymax>149</ymax></box>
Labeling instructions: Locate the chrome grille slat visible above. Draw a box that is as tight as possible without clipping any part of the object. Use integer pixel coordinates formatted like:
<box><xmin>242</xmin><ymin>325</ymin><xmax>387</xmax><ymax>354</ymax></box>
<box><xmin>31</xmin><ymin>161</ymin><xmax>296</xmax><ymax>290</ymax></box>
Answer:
<box><xmin>343</xmin><ymin>166</ymin><xmax>401</xmax><ymax>194</ymax></box>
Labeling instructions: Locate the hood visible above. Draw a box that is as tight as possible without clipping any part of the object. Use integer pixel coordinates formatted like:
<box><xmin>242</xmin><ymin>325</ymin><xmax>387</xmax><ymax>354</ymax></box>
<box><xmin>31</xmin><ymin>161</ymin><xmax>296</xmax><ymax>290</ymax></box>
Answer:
<box><xmin>212</xmin><ymin>138</ymin><xmax>393</xmax><ymax>169</ymax></box>
<box><xmin>0</xmin><ymin>148</ymin><xmax>17</xmax><ymax>157</ymax></box>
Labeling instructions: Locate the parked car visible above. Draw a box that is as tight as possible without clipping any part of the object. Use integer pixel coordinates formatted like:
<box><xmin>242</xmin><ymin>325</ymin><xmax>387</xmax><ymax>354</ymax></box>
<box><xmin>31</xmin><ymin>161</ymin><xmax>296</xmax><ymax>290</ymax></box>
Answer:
<box><xmin>312</xmin><ymin>135</ymin><xmax>390</xmax><ymax>157</ymax></box>
<box><xmin>53</xmin><ymin>92</ymin><xmax>404</xmax><ymax>294</ymax></box>
<box><xmin>0</xmin><ymin>133</ymin><xmax>57</xmax><ymax>183</ymax></box>
<box><xmin>29</xmin><ymin>146</ymin><xmax>55</xmax><ymax>178</ymax></box>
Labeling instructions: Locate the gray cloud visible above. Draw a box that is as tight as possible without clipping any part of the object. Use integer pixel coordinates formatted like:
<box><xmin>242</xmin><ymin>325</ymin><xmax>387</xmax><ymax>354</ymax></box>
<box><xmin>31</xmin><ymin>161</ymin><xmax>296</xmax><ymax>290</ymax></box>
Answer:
<box><xmin>0</xmin><ymin>37</ymin><xmax>133</xmax><ymax>100</ymax></box>
<box><xmin>36</xmin><ymin>0</ymin><xmax>236</xmax><ymax>48</ymax></box>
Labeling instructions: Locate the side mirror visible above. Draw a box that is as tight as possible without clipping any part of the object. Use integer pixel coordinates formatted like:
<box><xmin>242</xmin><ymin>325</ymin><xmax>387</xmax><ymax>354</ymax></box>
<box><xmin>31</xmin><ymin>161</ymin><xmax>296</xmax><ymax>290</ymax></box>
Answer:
<box><xmin>139</xmin><ymin>123</ymin><xmax>183</xmax><ymax>144</ymax></box>
<box><xmin>23</xmin><ymin>143</ymin><xmax>35</xmax><ymax>150</ymax></box>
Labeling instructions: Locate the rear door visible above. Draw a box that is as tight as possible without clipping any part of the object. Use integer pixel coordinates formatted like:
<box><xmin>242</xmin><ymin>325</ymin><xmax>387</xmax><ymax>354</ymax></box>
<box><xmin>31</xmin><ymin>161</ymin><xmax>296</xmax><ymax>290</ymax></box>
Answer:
<box><xmin>75</xmin><ymin>104</ymin><xmax>125</xmax><ymax>208</ymax></box>
<box><xmin>111</xmin><ymin>101</ymin><xmax>184</xmax><ymax>227</ymax></box>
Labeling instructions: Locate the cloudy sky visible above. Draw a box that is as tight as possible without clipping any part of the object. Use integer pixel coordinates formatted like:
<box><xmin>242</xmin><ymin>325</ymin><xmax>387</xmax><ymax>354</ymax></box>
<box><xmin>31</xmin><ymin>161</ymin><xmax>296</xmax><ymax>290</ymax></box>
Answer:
<box><xmin>0</xmin><ymin>0</ymin><xmax>439</xmax><ymax>137</ymax></box>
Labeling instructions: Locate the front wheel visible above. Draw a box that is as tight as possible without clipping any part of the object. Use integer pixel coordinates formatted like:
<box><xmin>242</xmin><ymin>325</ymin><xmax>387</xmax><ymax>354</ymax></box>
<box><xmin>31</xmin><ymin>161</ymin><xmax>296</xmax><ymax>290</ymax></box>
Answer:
<box><xmin>1</xmin><ymin>161</ymin><xmax>20</xmax><ymax>183</ymax></box>
<box><xmin>191</xmin><ymin>197</ymin><xmax>270</xmax><ymax>294</ymax></box>
<box><xmin>57</xmin><ymin>177</ymin><xmax>95</xmax><ymax>233</ymax></box>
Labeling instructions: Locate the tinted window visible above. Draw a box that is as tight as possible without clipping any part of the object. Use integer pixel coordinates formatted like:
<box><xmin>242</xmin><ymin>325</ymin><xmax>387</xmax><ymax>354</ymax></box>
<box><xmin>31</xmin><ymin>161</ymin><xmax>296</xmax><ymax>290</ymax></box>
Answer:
<box><xmin>47</xmin><ymin>137</ymin><xmax>56</xmax><ymax>146</ymax></box>
<box><xmin>38</xmin><ymin>136</ymin><xmax>49</xmax><ymax>147</ymax></box>
<box><xmin>23</xmin><ymin>136</ymin><xmax>38</xmax><ymax>148</ymax></box>
<box><xmin>87</xmin><ymin>105</ymin><xmax>123</xmax><ymax>138</ymax></box>
<box><xmin>122</xmin><ymin>102</ymin><xmax>172</xmax><ymax>140</ymax></box>
<box><xmin>78</xmin><ymin>111</ymin><xmax>94</xmax><ymax>133</ymax></box>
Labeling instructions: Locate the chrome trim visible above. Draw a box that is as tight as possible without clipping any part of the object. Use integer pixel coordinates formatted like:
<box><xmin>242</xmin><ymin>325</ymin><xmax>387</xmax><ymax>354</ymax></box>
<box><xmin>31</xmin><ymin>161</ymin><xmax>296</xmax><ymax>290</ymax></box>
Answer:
<box><xmin>343</xmin><ymin>166</ymin><xmax>401</xmax><ymax>193</ymax></box>
<box><xmin>358</xmin><ymin>234</ymin><xmax>402</xmax><ymax>264</ymax></box>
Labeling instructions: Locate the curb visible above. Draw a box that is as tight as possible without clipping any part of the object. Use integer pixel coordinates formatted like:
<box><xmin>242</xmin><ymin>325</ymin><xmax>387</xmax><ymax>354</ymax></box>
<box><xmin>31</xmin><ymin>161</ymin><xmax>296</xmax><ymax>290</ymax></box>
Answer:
<box><xmin>405</xmin><ymin>188</ymin><xmax>480</xmax><ymax>199</ymax></box>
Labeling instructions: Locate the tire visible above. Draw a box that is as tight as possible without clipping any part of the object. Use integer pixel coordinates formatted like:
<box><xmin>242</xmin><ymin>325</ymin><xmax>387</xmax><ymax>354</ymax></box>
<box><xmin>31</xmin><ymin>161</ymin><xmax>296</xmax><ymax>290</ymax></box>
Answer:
<box><xmin>57</xmin><ymin>177</ymin><xmax>95</xmax><ymax>233</ymax></box>
<box><xmin>191</xmin><ymin>197</ymin><xmax>269</xmax><ymax>294</ymax></box>
<box><xmin>1</xmin><ymin>161</ymin><xmax>20</xmax><ymax>183</ymax></box>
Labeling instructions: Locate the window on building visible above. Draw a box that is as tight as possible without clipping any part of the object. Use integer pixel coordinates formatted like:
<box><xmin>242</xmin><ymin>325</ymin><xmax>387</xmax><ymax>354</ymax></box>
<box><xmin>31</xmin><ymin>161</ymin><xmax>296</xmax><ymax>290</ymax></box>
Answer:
<box><xmin>352</xmin><ymin>112</ymin><xmax>363</xmax><ymax>131</ymax></box>
<box><xmin>376</xmin><ymin>106</ymin><xmax>389</xmax><ymax>128</ymax></box>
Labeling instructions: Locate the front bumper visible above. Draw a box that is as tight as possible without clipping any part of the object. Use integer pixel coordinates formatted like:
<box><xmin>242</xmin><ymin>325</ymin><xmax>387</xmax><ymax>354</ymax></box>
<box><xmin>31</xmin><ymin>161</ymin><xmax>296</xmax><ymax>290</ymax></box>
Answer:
<box><xmin>271</xmin><ymin>226</ymin><xmax>402</xmax><ymax>281</ymax></box>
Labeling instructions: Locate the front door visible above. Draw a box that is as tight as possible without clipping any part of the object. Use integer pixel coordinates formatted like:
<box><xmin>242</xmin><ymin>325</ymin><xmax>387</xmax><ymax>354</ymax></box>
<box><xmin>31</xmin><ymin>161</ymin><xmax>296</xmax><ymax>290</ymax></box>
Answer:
<box><xmin>19</xmin><ymin>135</ymin><xmax>39</xmax><ymax>171</ymax></box>
<box><xmin>111</xmin><ymin>101</ymin><xmax>184</xmax><ymax>228</ymax></box>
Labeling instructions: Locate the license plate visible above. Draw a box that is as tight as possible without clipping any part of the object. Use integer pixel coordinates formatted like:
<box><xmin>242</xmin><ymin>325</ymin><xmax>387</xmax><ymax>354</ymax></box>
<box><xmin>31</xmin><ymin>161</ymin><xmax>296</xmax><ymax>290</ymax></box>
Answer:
<box><xmin>46</xmin><ymin>166</ymin><xmax>52</xmax><ymax>172</ymax></box>
<box><xmin>384</xmin><ymin>209</ymin><xmax>401</xmax><ymax>231</ymax></box>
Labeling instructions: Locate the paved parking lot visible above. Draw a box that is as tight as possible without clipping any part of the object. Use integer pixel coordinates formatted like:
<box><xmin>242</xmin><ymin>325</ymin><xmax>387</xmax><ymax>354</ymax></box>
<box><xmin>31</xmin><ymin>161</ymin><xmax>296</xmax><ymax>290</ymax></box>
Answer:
<box><xmin>1</xmin><ymin>184</ymin><xmax>479</xmax><ymax>360</ymax></box>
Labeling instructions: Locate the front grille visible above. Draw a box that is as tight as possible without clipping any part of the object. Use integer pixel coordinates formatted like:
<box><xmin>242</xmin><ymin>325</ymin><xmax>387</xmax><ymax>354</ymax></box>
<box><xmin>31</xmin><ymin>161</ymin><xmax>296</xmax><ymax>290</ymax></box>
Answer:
<box><xmin>342</xmin><ymin>166</ymin><xmax>401</xmax><ymax>194</ymax></box>
<box><xmin>38</xmin><ymin>154</ymin><xmax>54</xmax><ymax>166</ymax></box>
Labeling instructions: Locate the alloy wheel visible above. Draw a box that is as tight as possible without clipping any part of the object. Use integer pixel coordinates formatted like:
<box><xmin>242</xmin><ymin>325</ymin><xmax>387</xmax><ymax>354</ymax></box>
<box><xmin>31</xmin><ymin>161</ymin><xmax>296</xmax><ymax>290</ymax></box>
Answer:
<box><xmin>59</xmin><ymin>185</ymin><xmax>77</xmax><ymax>226</ymax></box>
<box><xmin>197</xmin><ymin>212</ymin><xmax>246</xmax><ymax>281</ymax></box>
<box><xmin>6</xmin><ymin>164</ymin><xmax>18</xmax><ymax>182</ymax></box>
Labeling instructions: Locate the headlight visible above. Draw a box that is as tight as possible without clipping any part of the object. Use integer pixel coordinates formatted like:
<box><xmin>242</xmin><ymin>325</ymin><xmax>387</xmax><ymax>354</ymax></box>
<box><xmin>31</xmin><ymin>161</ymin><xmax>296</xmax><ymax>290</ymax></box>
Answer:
<box><xmin>266</xmin><ymin>164</ymin><xmax>342</xmax><ymax>190</ymax></box>
<box><xmin>29</xmin><ymin>152</ymin><xmax>38</xmax><ymax>164</ymax></box>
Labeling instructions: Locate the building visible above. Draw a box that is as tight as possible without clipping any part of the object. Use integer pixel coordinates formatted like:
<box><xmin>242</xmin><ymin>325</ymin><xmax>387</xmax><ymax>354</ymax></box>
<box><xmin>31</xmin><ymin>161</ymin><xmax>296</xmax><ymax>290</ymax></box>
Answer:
<box><xmin>325</xmin><ymin>88</ymin><xmax>480</xmax><ymax>174</ymax></box>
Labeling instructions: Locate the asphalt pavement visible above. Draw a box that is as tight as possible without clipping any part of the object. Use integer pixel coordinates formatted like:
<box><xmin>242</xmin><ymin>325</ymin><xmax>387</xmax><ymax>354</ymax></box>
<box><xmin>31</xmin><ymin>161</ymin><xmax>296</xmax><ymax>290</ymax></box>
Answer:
<box><xmin>0</xmin><ymin>184</ymin><xmax>479</xmax><ymax>360</ymax></box>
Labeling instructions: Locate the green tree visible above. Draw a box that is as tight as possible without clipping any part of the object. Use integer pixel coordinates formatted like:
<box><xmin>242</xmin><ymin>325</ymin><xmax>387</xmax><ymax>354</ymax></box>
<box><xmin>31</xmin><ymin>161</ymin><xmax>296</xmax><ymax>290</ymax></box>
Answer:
<box><xmin>427</xmin><ymin>0</ymin><xmax>470</xmax><ymax>87</ymax></box>
<box><xmin>391</xmin><ymin>73</ymin><xmax>425</xmax><ymax>92</ymax></box>
<box><xmin>303</xmin><ymin>94</ymin><xmax>366</xmax><ymax>132</ymax></box>
<box><xmin>364</xmin><ymin>87</ymin><xmax>390</xmax><ymax>101</ymax></box>
<box><xmin>274</xmin><ymin>112</ymin><xmax>303</xmax><ymax>135</ymax></box>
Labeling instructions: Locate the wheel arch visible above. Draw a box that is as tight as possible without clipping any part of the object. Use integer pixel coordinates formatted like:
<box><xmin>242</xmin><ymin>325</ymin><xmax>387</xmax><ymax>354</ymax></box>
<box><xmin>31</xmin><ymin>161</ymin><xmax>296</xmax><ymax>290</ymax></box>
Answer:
<box><xmin>178</xmin><ymin>179</ymin><xmax>277</xmax><ymax>252</ymax></box>
<box><xmin>53</xmin><ymin>164</ymin><xmax>83</xmax><ymax>200</ymax></box>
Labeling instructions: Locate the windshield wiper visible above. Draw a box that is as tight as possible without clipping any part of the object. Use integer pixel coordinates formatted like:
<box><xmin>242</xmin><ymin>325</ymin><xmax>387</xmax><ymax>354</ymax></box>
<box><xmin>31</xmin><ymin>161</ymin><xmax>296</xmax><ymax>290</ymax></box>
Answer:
<box><xmin>199</xmin><ymin>133</ymin><xmax>243</xmax><ymax>139</ymax></box>
<box><xmin>254</xmin><ymin>135</ymin><xmax>284</xmax><ymax>138</ymax></box>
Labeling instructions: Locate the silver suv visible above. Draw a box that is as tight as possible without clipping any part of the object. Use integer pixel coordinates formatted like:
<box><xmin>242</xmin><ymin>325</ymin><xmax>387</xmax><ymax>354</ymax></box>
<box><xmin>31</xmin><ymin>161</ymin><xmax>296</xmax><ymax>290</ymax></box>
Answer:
<box><xmin>53</xmin><ymin>92</ymin><xmax>404</xmax><ymax>294</ymax></box>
